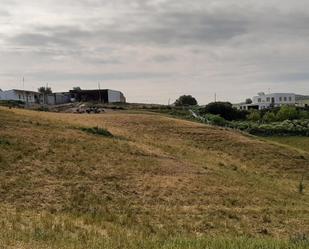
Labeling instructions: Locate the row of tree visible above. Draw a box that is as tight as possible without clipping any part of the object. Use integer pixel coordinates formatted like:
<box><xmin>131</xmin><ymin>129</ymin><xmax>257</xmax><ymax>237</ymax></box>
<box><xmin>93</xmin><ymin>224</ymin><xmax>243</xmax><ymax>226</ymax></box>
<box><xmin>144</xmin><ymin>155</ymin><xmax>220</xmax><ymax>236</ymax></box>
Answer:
<box><xmin>37</xmin><ymin>86</ymin><xmax>82</xmax><ymax>94</ymax></box>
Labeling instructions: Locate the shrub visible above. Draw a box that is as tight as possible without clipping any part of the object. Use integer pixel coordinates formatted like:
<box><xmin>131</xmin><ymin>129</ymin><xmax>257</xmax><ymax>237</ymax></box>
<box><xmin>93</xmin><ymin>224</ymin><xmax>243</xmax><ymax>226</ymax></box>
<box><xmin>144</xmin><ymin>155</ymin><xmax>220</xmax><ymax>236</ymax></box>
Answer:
<box><xmin>0</xmin><ymin>138</ymin><xmax>10</xmax><ymax>146</ymax></box>
<box><xmin>0</xmin><ymin>100</ymin><xmax>24</xmax><ymax>107</ymax></box>
<box><xmin>203</xmin><ymin>114</ymin><xmax>227</xmax><ymax>126</ymax></box>
<box><xmin>247</xmin><ymin>110</ymin><xmax>261</xmax><ymax>122</ymax></box>
<box><xmin>299</xmin><ymin>110</ymin><xmax>309</xmax><ymax>119</ymax></box>
<box><xmin>263</xmin><ymin>112</ymin><xmax>277</xmax><ymax>123</ymax></box>
<box><xmin>38</xmin><ymin>106</ymin><xmax>49</xmax><ymax>112</ymax></box>
<box><xmin>81</xmin><ymin>127</ymin><xmax>113</xmax><ymax>137</ymax></box>
<box><xmin>230</xmin><ymin>119</ymin><xmax>309</xmax><ymax>136</ymax></box>
<box><xmin>299</xmin><ymin>176</ymin><xmax>305</xmax><ymax>194</ymax></box>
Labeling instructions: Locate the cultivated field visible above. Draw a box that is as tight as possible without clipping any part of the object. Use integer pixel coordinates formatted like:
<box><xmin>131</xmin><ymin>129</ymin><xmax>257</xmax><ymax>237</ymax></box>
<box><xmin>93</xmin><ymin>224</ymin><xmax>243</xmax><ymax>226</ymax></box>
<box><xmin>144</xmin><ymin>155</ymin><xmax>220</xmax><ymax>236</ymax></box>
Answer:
<box><xmin>0</xmin><ymin>107</ymin><xmax>308</xmax><ymax>249</ymax></box>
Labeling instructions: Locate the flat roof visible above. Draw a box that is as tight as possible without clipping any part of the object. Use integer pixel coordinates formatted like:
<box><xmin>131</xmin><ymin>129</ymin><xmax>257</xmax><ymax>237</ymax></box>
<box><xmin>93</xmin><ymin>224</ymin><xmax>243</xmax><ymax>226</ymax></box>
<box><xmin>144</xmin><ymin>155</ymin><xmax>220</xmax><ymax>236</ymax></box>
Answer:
<box><xmin>12</xmin><ymin>89</ymin><xmax>40</xmax><ymax>94</ymax></box>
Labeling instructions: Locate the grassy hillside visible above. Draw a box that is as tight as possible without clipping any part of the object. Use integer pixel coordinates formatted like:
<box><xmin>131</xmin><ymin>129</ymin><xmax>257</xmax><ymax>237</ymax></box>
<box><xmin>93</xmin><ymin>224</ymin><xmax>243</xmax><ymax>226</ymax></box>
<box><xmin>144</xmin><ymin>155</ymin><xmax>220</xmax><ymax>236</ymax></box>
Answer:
<box><xmin>0</xmin><ymin>107</ymin><xmax>308</xmax><ymax>248</ymax></box>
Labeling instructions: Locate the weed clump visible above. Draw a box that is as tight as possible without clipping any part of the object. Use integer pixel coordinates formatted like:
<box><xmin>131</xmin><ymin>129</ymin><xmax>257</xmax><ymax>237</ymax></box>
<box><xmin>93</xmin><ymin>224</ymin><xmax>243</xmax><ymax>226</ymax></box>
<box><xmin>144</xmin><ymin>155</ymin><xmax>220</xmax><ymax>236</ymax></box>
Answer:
<box><xmin>299</xmin><ymin>176</ymin><xmax>305</xmax><ymax>194</ymax></box>
<box><xmin>81</xmin><ymin>126</ymin><xmax>113</xmax><ymax>137</ymax></box>
<box><xmin>0</xmin><ymin>138</ymin><xmax>10</xmax><ymax>146</ymax></box>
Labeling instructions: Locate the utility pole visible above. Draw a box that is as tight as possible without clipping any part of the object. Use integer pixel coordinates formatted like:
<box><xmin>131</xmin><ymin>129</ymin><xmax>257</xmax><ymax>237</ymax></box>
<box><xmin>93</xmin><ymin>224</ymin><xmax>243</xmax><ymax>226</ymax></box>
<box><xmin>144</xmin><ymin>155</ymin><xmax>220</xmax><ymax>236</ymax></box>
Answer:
<box><xmin>23</xmin><ymin>77</ymin><xmax>28</xmax><ymax>105</ymax></box>
<box><xmin>98</xmin><ymin>82</ymin><xmax>102</xmax><ymax>103</ymax></box>
<box><xmin>214</xmin><ymin>93</ymin><xmax>217</xmax><ymax>102</ymax></box>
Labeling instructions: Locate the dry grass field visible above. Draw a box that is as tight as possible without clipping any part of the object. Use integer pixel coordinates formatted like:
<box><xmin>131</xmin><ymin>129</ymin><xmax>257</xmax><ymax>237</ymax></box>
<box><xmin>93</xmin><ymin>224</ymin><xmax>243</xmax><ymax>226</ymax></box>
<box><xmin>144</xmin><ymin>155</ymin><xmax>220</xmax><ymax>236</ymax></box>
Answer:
<box><xmin>0</xmin><ymin>107</ymin><xmax>308</xmax><ymax>248</ymax></box>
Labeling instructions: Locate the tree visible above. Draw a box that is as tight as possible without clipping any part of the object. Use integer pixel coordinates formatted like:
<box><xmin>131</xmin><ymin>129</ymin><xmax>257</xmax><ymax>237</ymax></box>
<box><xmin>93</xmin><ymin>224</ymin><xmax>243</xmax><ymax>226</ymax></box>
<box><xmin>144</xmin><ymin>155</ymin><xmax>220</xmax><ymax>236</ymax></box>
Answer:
<box><xmin>174</xmin><ymin>95</ymin><xmax>198</xmax><ymax>106</ymax></box>
<box><xmin>38</xmin><ymin>86</ymin><xmax>52</xmax><ymax>94</ymax></box>
<box><xmin>73</xmin><ymin>86</ymin><xmax>81</xmax><ymax>91</ymax></box>
<box><xmin>246</xmin><ymin>98</ymin><xmax>253</xmax><ymax>104</ymax></box>
<box><xmin>38</xmin><ymin>86</ymin><xmax>52</xmax><ymax>105</ymax></box>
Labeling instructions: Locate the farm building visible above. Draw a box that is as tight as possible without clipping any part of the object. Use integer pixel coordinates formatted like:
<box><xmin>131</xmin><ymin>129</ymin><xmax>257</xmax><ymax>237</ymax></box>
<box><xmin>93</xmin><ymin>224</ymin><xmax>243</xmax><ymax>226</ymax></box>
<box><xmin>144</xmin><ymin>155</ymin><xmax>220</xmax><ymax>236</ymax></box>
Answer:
<box><xmin>0</xmin><ymin>89</ymin><xmax>41</xmax><ymax>104</ymax></box>
<box><xmin>44</xmin><ymin>92</ymin><xmax>71</xmax><ymax>105</ymax></box>
<box><xmin>69</xmin><ymin>89</ymin><xmax>126</xmax><ymax>103</ymax></box>
<box><xmin>0</xmin><ymin>88</ymin><xmax>126</xmax><ymax>105</ymax></box>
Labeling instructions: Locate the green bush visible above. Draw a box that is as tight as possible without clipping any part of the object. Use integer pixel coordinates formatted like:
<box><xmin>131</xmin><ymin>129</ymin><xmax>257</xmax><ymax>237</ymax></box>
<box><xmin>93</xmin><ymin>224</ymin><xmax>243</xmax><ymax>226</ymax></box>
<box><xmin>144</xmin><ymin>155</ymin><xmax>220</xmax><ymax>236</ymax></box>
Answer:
<box><xmin>230</xmin><ymin>120</ymin><xmax>309</xmax><ymax>136</ymax></box>
<box><xmin>201</xmin><ymin>102</ymin><xmax>247</xmax><ymax>121</ymax></box>
<box><xmin>38</xmin><ymin>106</ymin><xmax>49</xmax><ymax>112</ymax></box>
<box><xmin>263</xmin><ymin>112</ymin><xmax>277</xmax><ymax>123</ymax></box>
<box><xmin>299</xmin><ymin>110</ymin><xmax>309</xmax><ymax>119</ymax></box>
<box><xmin>276</xmin><ymin>106</ymin><xmax>299</xmax><ymax>121</ymax></box>
<box><xmin>0</xmin><ymin>100</ymin><xmax>24</xmax><ymax>107</ymax></box>
<box><xmin>247</xmin><ymin>110</ymin><xmax>261</xmax><ymax>122</ymax></box>
<box><xmin>203</xmin><ymin>114</ymin><xmax>227</xmax><ymax>126</ymax></box>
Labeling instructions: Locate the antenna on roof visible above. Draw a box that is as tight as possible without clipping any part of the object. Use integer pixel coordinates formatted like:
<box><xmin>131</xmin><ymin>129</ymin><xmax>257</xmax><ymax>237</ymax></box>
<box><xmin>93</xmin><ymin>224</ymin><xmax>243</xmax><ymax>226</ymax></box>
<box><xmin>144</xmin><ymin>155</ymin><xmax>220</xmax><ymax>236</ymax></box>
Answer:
<box><xmin>214</xmin><ymin>93</ymin><xmax>217</xmax><ymax>102</ymax></box>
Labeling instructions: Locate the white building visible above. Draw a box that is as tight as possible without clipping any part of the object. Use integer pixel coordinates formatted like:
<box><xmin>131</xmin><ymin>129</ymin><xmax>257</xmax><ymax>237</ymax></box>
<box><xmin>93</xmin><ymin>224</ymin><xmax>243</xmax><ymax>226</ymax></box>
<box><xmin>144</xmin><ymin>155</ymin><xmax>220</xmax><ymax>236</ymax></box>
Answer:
<box><xmin>252</xmin><ymin>92</ymin><xmax>296</xmax><ymax>110</ymax></box>
<box><xmin>0</xmin><ymin>89</ymin><xmax>41</xmax><ymax>104</ymax></box>
<box><xmin>236</xmin><ymin>92</ymin><xmax>296</xmax><ymax>110</ymax></box>
<box><xmin>295</xmin><ymin>95</ymin><xmax>309</xmax><ymax>108</ymax></box>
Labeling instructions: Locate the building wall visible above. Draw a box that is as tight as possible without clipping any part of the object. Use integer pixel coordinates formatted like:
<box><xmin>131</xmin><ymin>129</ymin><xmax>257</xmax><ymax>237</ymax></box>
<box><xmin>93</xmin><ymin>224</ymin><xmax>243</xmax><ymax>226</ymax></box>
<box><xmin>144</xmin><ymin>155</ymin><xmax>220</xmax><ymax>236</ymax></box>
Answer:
<box><xmin>0</xmin><ymin>90</ymin><xmax>19</xmax><ymax>101</ymax></box>
<box><xmin>0</xmin><ymin>90</ymin><xmax>39</xmax><ymax>104</ymax></box>
<box><xmin>0</xmin><ymin>91</ymin><xmax>5</xmax><ymax>100</ymax></box>
<box><xmin>296</xmin><ymin>99</ymin><xmax>309</xmax><ymax>107</ymax></box>
<box><xmin>55</xmin><ymin>93</ymin><xmax>70</xmax><ymax>105</ymax></box>
<box><xmin>43</xmin><ymin>93</ymin><xmax>71</xmax><ymax>105</ymax></box>
<box><xmin>108</xmin><ymin>90</ymin><xmax>122</xmax><ymax>103</ymax></box>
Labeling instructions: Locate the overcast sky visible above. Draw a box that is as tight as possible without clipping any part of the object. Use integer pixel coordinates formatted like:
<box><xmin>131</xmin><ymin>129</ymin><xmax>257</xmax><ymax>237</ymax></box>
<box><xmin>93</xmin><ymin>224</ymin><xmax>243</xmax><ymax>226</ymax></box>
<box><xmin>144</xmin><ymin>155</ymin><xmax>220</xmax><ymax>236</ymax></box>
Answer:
<box><xmin>0</xmin><ymin>0</ymin><xmax>309</xmax><ymax>104</ymax></box>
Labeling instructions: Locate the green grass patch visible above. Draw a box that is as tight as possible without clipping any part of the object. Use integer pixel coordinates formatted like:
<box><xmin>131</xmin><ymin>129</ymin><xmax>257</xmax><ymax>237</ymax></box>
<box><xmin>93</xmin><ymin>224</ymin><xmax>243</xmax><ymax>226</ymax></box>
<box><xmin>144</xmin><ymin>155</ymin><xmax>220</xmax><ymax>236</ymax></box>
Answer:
<box><xmin>80</xmin><ymin>126</ymin><xmax>113</xmax><ymax>137</ymax></box>
<box><xmin>266</xmin><ymin>136</ymin><xmax>309</xmax><ymax>153</ymax></box>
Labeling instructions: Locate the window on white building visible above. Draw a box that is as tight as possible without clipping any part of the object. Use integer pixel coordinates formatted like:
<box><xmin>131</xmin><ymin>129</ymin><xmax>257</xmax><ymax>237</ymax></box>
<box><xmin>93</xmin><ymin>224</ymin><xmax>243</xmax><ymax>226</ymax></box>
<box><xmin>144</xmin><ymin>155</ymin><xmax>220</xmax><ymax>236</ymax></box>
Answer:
<box><xmin>279</xmin><ymin>97</ymin><xmax>282</xmax><ymax>102</ymax></box>
<box><xmin>284</xmin><ymin>97</ymin><xmax>287</xmax><ymax>101</ymax></box>
<box><xmin>258</xmin><ymin>98</ymin><xmax>261</xmax><ymax>103</ymax></box>
<box><xmin>289</xmin><ymin>97</ymin><xmax>292</xmax><ymax>101</ymax></box>
<box><xmin>266</xmin><ymin>97</ymin><xmax>270</xmax><ymax>102</ymax></box>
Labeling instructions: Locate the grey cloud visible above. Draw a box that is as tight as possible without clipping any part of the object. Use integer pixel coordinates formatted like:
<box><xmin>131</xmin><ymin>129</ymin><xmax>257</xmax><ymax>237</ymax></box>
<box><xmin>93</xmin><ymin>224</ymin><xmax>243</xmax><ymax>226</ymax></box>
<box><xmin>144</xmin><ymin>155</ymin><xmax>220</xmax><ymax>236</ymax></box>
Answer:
<box><xmin>1</xmin><ymin>0</ymin><xmax>309</xmax><ymax>103</ymax></box>
<box><xmin>10</xmin><ymin>32</ymin><xmax>78</xmax><ymax>47</ymax></box>
<box><xmin>27</xmin><ymin>71</ymin><xmax>174</xmax><ymax>82</ymax></box>
<box><xmin>84</xmin><ymin>57</ymin><xmax>122</xmax><ymax>65</ymax></box>
<box><xmin>0</xmin><ymin>10</ymin><xmax>10</xmax><ymax>17</ymax></box>
<box><xmin>272</xmin><ymin>72</ymin><xmax>309</xmax><ymax>82</ymax></box>
<box><xmin>150</xmin><ymin>54</ymin><xmax>176</xmax><ymax>63</ymax></box>
<box><xmin>8</xmin><ymin>7</ymin><xmax>309</xmax><ymax>52</ymax></box>
<box><xmin>6</xmin><ymin>10</ymin><xmax>249</xmax><ymax>51</ymax></box>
